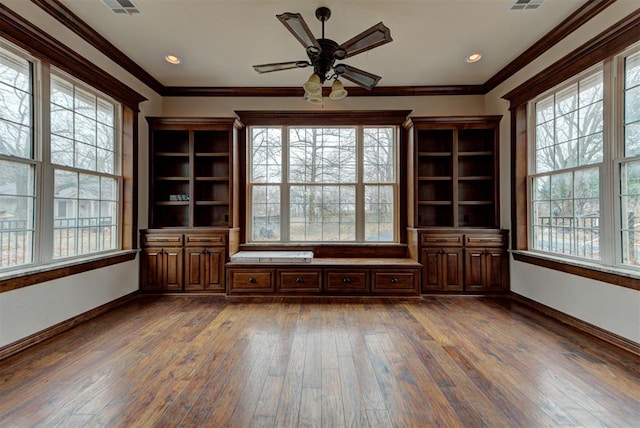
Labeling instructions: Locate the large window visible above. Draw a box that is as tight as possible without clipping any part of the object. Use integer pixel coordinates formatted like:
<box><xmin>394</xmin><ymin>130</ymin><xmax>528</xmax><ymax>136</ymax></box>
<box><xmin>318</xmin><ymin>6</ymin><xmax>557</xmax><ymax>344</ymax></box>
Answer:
<box><xmin>0</xmin><ymin>41</ymin><xmax>122</xmax><ymax>273</ymax></box>
<box><xmin>249</xmin><ymin>125</ymin><xmax>397</xmax><ymax>243</ymax></box>
<box><xmin>528</xmin><ymin>44</ymin><xmax>640</xmax><ymax>269</ymax></box>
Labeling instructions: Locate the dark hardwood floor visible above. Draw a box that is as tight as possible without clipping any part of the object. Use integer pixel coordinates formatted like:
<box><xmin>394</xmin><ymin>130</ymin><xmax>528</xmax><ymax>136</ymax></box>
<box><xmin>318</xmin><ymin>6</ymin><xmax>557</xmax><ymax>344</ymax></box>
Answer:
<box><xmin>0</xmin><ymin>295</ymin><xmax>638</xmax><ymax>427</ymax></box>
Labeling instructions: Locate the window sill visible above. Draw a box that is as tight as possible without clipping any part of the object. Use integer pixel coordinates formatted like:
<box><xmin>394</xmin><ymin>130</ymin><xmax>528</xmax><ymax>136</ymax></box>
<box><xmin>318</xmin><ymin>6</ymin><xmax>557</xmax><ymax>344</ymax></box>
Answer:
<box><xmin>239</xmin><ymin>243</ymin><xmax>408</xmax><ymax>259</ymax></box>
<box><xmin>510</xmin><ymin>250</ymin><xmax>640</xmax><ymax>291</ymax></box>
<box><xmin>0</xmin><ymin>250</ymin><xmax>138</xmax><ymax>294</ymax></box>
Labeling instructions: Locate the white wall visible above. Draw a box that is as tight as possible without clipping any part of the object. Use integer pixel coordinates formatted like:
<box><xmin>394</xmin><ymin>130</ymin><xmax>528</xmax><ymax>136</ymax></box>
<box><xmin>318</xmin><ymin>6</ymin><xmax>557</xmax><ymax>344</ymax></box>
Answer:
<box><xmin>0</xmin><ymin>1</ymin><xmax>162</xmax><ymax>348</ymax></box>
<box><xmin>485</xmin><ymin>0</ymin><xmax>640</xmax><ymax>343</ymax></box>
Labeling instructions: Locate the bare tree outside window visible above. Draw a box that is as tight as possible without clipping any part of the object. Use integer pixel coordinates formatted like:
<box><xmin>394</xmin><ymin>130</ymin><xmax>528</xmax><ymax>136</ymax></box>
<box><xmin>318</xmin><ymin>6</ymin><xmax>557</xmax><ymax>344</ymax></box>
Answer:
<box><xmin>248</xmin><ymin>125</ymin><xmax>397</xmax><ymax>243</ymax></box>
<box><xmin>531</xmin><ymin>70</ymin><xmax>603</xmax><ymax>259</ymax></box>
<box><xmin>51</xmin><ymin>73</ymin><xmax>119</xmax><ymax>259</ymax></box>
<box><xmin>621</xmin><ymin>51</ymin><xmax>640</xmax><ymax>266</ymax></box>
<box><xmin>0</xmin><ymin>49</ymin><xmax>34</xmax><ymax>268</ymax></box>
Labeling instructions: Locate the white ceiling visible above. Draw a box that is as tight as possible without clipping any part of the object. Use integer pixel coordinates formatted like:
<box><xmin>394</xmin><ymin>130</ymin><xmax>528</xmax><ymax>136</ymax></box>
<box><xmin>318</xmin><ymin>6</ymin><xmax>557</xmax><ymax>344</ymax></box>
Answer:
<box><xmin>56</xmin><ymin>0</ymin><xmax>586</xmax><ymax>88</ymax></box>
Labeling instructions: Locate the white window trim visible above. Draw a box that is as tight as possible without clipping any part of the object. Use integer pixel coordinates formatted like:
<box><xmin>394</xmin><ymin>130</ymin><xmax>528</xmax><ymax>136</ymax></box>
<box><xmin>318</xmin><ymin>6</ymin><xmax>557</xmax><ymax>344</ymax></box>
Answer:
<box><xmin>247</xmin><ymin>124</ymin><xmax>399</xmax><ymax>244</ymax></box>
<box><xmin>526</xmin><ymin>44</ymin><xmax>640</xmax><ymax>271</ymax></box>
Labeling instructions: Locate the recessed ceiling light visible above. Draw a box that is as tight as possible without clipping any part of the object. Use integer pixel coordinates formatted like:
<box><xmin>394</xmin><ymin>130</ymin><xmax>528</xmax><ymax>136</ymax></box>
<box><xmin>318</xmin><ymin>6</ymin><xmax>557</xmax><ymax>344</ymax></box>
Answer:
<box><xmin>165</xmin><ymin>55</ymin><xmax>181</xmax><ymax>65</ymax></box>
<box><xmin>466</xmin><ymin>53</ymin><xmax>482</xmax><ymax>63</ymax></box>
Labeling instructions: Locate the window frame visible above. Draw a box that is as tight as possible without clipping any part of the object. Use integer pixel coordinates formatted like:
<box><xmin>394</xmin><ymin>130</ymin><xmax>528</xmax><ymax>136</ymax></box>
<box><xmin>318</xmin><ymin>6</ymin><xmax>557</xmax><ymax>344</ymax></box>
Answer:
<box><xmin>236</xmin><ymin>110</ymin><xmax>411</xmax><ymax>248</ymax></box>
<box><xmin>0</xmin><ymin>11</ymin><xmax>145</xmax><ymax>292</ymax></box>
<box><xmin>503</xmin><ymin>12</ymin><xmax>640</xmax><ymax>290</ymax></box>
<box><xmin>527</xmin><ymin>64</ymin><xmax>608</xmax><ymax>263</ymax></box>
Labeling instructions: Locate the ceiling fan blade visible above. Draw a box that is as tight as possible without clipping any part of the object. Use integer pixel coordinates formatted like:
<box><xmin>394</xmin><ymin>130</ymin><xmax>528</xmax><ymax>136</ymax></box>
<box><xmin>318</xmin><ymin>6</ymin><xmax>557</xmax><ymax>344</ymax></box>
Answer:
<box><xmin>253</xmin><ymin>61</ymin><xmax>310</xmax><ymax>74</ymax></box>
<box><xmin>339</xmin><ymin>22</ymin><xmax>392</xmax><ymax>58</ymax></box>
<box><xmin>335</xmin><ymin>64</ymin><xmax>381</xmax><ymax>90</ymax></box>
<box><xmin>276</xmin><ymin>13</ymin><xmax>322</xmax><ymax>54</ymax></box>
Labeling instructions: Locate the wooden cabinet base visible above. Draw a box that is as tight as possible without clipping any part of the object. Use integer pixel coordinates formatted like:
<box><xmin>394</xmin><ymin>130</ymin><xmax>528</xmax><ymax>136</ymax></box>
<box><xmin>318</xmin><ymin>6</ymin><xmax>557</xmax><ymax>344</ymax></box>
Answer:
<box><xmin>226</xmin><ymin>258</ymin><xmax>421</xmax><ymax>296</ymax></box>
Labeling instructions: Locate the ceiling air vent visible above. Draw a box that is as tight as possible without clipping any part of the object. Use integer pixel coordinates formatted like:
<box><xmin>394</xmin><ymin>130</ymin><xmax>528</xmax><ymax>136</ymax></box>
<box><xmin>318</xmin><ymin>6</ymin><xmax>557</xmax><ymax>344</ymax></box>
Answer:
<box><xmin>101</xmin><ymin>0</ymin><xmax>141</xmax><ymax>15</ymax></box>
<box><xmin>510</xmin><ymin>0</ymin><xmax>545</xmax><ymax>10</ymax></box>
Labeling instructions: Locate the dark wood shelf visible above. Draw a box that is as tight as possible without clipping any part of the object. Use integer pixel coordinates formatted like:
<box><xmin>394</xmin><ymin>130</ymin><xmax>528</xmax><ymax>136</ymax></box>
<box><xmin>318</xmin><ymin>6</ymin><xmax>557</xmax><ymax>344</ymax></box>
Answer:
<box><xmin>409</xmin><ymin>116</ymin><xmax>500</xmax><ymax>228</ymax></box>
<box><xmin>147</xmin><ymin>117</ymin><xmax>243</xmax><ymax>228</ymax></box>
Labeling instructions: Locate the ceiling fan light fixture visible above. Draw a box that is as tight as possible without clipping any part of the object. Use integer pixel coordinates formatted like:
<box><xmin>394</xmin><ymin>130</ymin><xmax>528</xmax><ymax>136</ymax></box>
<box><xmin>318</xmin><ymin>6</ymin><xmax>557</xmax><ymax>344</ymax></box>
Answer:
<box><xmin>306</xmin><ymin>91</ymin><xmax>323</xmax><ymax>105</ymax></box>
<box><xmin>329</xmin><ymin>79</ymin><xmax>348</xmax><ymax>100</ymax></box>
<box><xmin>303</xmin><ymin>73</ymin><xmax>322</xmax><ymax>95</ymax></box>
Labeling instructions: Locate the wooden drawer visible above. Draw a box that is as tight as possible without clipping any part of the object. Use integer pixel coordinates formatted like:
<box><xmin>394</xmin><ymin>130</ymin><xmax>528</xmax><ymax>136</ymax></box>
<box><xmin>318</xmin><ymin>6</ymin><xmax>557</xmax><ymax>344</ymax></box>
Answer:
<box><xmin>372</xmin><ymin>270</ymin><xmax>420</xmax><ymax>295</ymax></box>
<box><xmin>227</xmin><ymin>269</ymin><xmax>274</xmax><ymax>293</ymax></box>
<box><xmin>142</xmin><ymin>233</ymin><xmax>183</xmax><ymax>246</ymax></box>
<box><xmin>421</xmin><ymin>233</ymin><xmax>463</xmax><ymax>247</ymax></box>
<box><xmin>185</xmin><ymin>233</ymin><xmax>226</xmax><ymax>246</ymax></box>
<box><xmin>464</xmin><ymin>233</ymin><xmax>506</xmax><ymax>247</ymax></box>
<box><xmin>325</xmin><ymin>269</ymin><xmax>370</xmax><ymax>293</ymax></box>
<box><xmin>278</xmin><ymin>270</ymin><xmax>322</xmax><ymax>293</ymax></box>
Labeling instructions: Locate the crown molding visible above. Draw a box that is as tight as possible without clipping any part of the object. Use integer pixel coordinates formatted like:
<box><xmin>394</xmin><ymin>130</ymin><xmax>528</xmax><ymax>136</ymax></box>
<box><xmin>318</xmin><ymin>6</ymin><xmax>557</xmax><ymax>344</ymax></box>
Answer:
<box><xmin>31</xmin><ymin>0</ymin><xmax>616</xmax><ymax>98</ymax></box>
<box><xmin>163</xmin><ymin>85</ymin><xmax>485</xmax><ymax>97</ymax></box>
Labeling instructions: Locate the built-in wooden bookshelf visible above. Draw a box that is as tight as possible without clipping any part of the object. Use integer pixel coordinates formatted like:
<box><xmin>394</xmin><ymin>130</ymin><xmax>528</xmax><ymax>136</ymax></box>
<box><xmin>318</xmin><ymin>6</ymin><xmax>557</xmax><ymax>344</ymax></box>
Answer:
<box><xmin>147</xmin><ymin>117</ymin><xmax>243</xmax><ymax>228</ymax></box>
<box><xmin>408</xmin><ymin>116</ymin><xmax>501</xmax><ymax>228</ymax></box>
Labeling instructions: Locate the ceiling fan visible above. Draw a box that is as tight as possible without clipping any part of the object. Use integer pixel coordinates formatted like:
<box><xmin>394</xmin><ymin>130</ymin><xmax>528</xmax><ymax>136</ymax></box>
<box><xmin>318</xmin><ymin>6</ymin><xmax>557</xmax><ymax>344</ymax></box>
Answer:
<box><xmin>252</xmin><ymin>7</ymin><xmax>392</xmax><ymax>101</ymax></box>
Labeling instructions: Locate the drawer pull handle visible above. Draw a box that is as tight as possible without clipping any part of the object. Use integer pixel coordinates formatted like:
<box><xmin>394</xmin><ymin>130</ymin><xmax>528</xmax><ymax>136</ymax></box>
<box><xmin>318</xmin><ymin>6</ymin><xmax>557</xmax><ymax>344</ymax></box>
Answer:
<box><xmin>295</xmin><ymin>277</ymin><xmax>304</xmax><ymax>283</ymax></box>
<box><xmin>342</xmin><ymin>277</ymin><xmax>351</xmax><ymax>283</ymax></box>
<box><xmin>248</xmin><ymin>277</ymin><xmax>257</xmax><ymax>283</ymax></box>
<box><xmin>391</xmin><ymin>277</ymin><xmax>399</xmax><ymax>284</ymax></box>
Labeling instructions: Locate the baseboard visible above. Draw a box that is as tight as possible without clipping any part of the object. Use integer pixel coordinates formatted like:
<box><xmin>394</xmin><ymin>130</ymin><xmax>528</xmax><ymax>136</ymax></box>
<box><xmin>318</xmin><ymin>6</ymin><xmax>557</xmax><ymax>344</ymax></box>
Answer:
<box><xmin>509</xmin><ymin>292</ymin><xmax>640</xmax><ymax>357</ymax></box>
<box><xmin>0</xmin><ymin>291</ymin><xmax>140</xmax><ymax>361</ymax></box>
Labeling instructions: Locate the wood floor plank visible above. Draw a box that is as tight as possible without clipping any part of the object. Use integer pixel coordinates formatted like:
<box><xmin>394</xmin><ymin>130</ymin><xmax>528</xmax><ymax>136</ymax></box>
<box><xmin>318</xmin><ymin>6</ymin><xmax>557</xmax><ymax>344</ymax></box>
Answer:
<box><xmin>0</xmin><ymin>295</ymin><xmax>638</xmax><ymax>428</ymax></box>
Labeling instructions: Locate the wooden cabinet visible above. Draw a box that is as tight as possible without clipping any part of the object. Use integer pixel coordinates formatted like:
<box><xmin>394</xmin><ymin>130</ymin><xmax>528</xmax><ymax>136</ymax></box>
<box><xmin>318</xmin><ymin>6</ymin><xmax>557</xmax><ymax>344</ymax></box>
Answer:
<box><xmin>226</xmin><ymin>258</ymin><xmax>421</xmax><ymax>296</ymax></box>
<box><xmin>147</xmin><ymin>117</ymin><xmax>243</xmax><ymax>228</ymax></box>
<box><xmin>418</xmin><ymin>229</ymin><xmax>508</xmax><ymax>292</ymax></box>
<box><xmin>422</xmin><ymin>247</ymin><xmax>464</xmax><ymax>291</ymax></box>
<box><xmin>406</xmin><ymin>116</ymin><xmax>501</xmax><ymax>228</ymax></box>
<box><xmin>140</xmin><ymin>229</ymin><xmax>232</xmax><ymax>292</ymax></box>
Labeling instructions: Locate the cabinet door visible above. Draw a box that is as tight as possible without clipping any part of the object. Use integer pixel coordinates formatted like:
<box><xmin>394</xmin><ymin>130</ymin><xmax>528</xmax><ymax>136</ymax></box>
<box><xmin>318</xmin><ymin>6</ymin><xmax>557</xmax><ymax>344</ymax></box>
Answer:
<box><xmin>141</xmin><ymin>248</ymin><xmax>164</xmax><ymax>291</ymax></box>
<box><xmin>162</xmin><ymin>248</ymin><xmax>183</xmax><ymax>291</ymax></box>
<box><xmin>421</xmin><ymin>248</ymin><xmax>463</xmax><ymax>291</ymax></box>
<box><xmin>484</xmin><ymin>249</ymin><xmax>508</xmax><ymax>291</ymax></box>
<box><xmin>464</xmin><ymin>248</ymin><xmax>485</xmax><ymax>291</ymax></box>
<box><xmin>441</xmin><ymin>248</ymin><xmax>464</xmax><ymax>291</ymax></box>
<box><xmin>422</xmin><ymin>248</ymin><xmax>442</xmax><ymax>291</ymax></box>
<box><xmin>184</xmin><ymin>247</ymin><xmax>225</xmax><ymax>291</ymax></box>
<box><xmin>141</xmin><ymin>247</ymin><xmax>182</xmax><ymax>291</ymax></box>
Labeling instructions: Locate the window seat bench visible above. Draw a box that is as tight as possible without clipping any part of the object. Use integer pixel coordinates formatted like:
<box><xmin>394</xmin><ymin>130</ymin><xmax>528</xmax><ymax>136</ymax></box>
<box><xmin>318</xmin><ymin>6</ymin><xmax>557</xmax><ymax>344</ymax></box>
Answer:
<box><xmin>225</xmin><ymin>258</ymin><xmax>422</xmax><ymax>296</ymax></box>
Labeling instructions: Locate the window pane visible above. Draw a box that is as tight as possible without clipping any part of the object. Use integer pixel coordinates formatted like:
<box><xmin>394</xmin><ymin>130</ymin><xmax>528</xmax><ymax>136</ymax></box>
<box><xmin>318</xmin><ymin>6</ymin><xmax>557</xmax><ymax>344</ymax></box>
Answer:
<box><xmin>364</xmin><ymin>127</ymin><xmax>395</xmax><ymax>183</ymax></box>
<box><xmin>251</xmin><ymin>127</ymin><xmax>281</xmax><ymax>184</ymax></box>
<box><xmin>74</xmin><ymin>88</ymin><xmax>96</xmax><ymax>120</ymax></box>
<box><xmin>51</xmin><ymin>76</ymin><xmax>73</xmax><ymax>109</ymax></box>
<box><xmin>0</xmin><ymin>50</ymin><xmax>31</xmax><ymax>160</ymax></box>
<box><xmin>251</xmin><ymin>184</ymin><xmax>280</xmax><ymax>241</ymax></box>
<box><xmin>289</xmin><ymin>128</ymin><xmax>356</xmax><ymax>184</ymax></box>
<box><xmin>0</xmin><ymin>159</ymin><xmax>34</xmax><ymax>268</ymax></box>
<box><xmin>625</xmin><ymin>52</ymin><xmax>640</xmax><ymax>158</ymax></box>
<box><xmin>624</xmin><ymin>85</ymin><xmax>640</xmax><ymax>124</ymax></box>
<box><xmin>290</xmin><ymin>185</ymin><xmax>355</xmax><ymax>241</ymax></box>
<box><xmin>51</xmin><ymin>134</ymin><xmax>74</xmax><ymax>167</ymax></box>
<box><xmin>535</xmin><ymin>96</ymin><xmax>554</xmax><ymax>124</ymax></box>
<box><xmin>0</xmin><ymin>120</ymin><xmax>31</xmax><ymax>159</ymax></box>
<box><xmin>365</xmin><ymin>185</ymin><xmax>394</xmax><ymax>241</ymax></box>
<box><xmin>621</xmin><ymin>160</ymin><xmax>640</xmax><ymax>267</ymax></box>
<box><xmin>555</xmin><ymin>84</ymin><xmax>577</xmax><ymax>116</ymax></box>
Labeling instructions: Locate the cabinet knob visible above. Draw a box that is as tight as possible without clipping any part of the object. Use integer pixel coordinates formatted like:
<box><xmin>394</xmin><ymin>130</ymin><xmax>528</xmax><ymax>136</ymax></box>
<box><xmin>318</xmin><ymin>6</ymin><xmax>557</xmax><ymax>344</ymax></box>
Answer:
<box><xmin>391</xmin><ymin>277</ymin><xmax>399</xmax><ymax>284</ymax></box>
<box><xmin>248</xmin><ymin>277</ymin><xmax>257</xmax><ymax>283</ymax></box>
<box><xmin>295</xmin><ymin>277</ymin><xmax>304</xmax><ymax>283</ymax></box>
<box><xmin>343</xmin><ymin>277</ymin><xmax>351</xmax><ymax>283</ymax></box>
